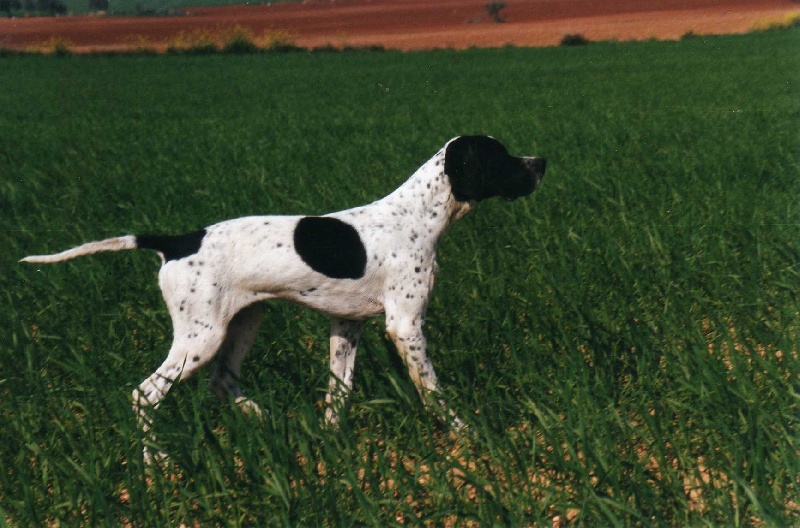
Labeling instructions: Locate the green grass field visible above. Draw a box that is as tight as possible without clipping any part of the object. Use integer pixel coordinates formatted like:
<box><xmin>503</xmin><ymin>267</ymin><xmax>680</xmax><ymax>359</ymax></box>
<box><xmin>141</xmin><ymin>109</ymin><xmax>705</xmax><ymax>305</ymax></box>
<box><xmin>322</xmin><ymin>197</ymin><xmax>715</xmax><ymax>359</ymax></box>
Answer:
<box><xmin>1</xmin><ymin>29</ymin><xmax>798</xmax><ymax>525</ymax></box>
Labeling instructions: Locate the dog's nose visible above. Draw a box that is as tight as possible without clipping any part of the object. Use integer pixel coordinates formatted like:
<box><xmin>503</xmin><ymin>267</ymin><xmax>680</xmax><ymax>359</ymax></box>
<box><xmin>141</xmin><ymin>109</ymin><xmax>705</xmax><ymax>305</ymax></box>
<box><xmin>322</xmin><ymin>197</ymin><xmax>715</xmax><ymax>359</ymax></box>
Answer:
<box><xmin>531</xmin><ymin>157</ymin><xmax>546</xmax><ymax>176</ymax></box>
<box><xmin>522</xmin><ymin>157</ymin><xmax>546</xmax><ymax>189</ymax></box>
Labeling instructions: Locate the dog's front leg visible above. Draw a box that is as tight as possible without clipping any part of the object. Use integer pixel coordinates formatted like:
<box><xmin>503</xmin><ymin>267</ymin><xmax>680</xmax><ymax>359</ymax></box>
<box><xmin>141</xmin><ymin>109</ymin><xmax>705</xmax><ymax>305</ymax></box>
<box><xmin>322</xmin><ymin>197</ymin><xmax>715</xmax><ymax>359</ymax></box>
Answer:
<box><xmin>324</xmin><ymin>317</ymin><xmax>364</xmax><ymax>427</ymax></box>
<box><xmin>384</xmin><ymin>301</ymin><xmax>466</xmax><ymax>432</ymax></box>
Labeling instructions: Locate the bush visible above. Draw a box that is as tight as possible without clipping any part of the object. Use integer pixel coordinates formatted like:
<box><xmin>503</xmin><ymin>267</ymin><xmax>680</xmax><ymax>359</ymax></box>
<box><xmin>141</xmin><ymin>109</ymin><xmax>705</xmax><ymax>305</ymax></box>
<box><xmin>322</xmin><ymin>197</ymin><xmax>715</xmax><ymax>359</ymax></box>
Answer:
<box><xmin>52</xmin><ymin>39</ymin><xmax>71</xmax><ymax>56</ymax></box>
<box><xmin>560</xmin><ymin>33</ymin><xmax>590</xmax><ymax>46</ymax></box>
<box><xmin>172</xmin><ymin>43</ymin><xmax>217</xmax><ymax>55</ymax></box>
<box><xmin>33</xmin><ymin>36</ymin><xmax>72</xmax><ymax>55</ymax></box>
<box><xmin>222</xmin><ymin>27</ymin><xmax>258</xmax><ymax>54</ymax></box>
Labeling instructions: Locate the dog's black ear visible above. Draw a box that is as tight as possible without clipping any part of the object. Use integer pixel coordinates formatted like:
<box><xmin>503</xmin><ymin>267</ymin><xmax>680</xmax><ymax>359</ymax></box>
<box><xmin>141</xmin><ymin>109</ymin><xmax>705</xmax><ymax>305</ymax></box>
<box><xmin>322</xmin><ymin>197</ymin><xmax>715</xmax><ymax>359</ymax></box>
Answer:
<box><xmin>444</xmin><ymin>136</ymin><xmax>508</xmax><ymax>202</ymax></box>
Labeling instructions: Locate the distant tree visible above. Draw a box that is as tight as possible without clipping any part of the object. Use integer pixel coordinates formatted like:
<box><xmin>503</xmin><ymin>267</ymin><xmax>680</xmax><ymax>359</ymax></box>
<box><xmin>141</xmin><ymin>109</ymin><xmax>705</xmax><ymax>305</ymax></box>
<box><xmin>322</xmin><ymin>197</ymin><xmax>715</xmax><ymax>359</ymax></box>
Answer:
<box><xmin>89</xmin><ymin>0</ymin><xmax>108</xmax><ymax>11</ymax></box>
<box><xmin>37</xmin><ymin>0</ymin><xmax>66</xmax><ymax>14</ymax></box>
<box><xmin>485</xmin><ymin>0</ymin><xmax>506</xmax><ymax>23</ymax></box>
<box><xmin>0</xmin><ymin>0</ymin><xmax>21</xmax><ymax>16</ymax></box>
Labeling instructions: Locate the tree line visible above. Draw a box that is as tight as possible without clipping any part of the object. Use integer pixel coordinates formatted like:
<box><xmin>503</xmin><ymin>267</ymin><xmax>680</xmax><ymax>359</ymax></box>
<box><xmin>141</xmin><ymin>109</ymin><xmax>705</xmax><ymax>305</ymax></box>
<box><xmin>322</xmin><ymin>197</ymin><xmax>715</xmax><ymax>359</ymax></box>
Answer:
<box><xmin>2</xmin><ymin>0</ymin><xmax>109</xmax><ymax>16</ymax></box>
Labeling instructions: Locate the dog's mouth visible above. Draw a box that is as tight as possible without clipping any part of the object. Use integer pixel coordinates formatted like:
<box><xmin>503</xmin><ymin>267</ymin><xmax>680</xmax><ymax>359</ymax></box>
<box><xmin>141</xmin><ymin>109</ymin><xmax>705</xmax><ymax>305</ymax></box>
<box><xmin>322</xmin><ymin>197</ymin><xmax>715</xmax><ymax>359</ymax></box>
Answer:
<box><xmin>501</xmin><ymin>163</ymin><xmax>545</xmax><ymax>201</ymax></box>
<box><xmin>501</xmin><ymin>183</ymin><xmax>534</xmax><ymax>201</ymax></box>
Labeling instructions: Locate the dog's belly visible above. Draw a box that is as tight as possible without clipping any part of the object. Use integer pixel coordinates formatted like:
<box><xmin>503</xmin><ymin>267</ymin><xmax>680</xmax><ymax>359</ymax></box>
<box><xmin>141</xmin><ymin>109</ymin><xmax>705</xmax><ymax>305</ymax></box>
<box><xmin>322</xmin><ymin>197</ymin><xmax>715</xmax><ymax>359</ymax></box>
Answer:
<box><xmin>246</xmin><ymin>279</ymin><xmax>385</xmax><ymax>320</ymax></box>
<box><xmin>283</xmin><ymin>288</ymin><xmax>385</xmax><ymax>320</ymax></box>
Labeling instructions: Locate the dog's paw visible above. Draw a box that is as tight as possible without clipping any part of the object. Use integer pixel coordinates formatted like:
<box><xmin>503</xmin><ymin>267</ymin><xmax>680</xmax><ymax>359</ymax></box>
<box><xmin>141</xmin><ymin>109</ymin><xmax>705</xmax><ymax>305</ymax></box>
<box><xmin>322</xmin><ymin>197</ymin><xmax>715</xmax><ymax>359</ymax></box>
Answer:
<box><xmin>142</xmin><ymin>446</ymin><xmax>168</xmax><ymax>467</ymax></box>
<box><xmin>323</xmin><ymin>407</ymin><xmax>341</xmax><ymax>429</ymax></box>
<box><xmin>235</xmin><ymin>396</ymin><xmax>266</xmax><ymax>419</ymax></box>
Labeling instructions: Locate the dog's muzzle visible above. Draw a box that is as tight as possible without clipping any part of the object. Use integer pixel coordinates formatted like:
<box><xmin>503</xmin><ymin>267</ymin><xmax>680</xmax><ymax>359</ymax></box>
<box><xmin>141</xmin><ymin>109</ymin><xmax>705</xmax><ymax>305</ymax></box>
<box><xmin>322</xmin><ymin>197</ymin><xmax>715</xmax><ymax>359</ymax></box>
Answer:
<box><xmin>525</xmin><ymin>157</ymin><xmax>547</xmax><ymax>187</ymax></box>
<box><xmin>502</xmin><ymin>157</ymin><xmax>546</xmax><ymax>201</ymax></box>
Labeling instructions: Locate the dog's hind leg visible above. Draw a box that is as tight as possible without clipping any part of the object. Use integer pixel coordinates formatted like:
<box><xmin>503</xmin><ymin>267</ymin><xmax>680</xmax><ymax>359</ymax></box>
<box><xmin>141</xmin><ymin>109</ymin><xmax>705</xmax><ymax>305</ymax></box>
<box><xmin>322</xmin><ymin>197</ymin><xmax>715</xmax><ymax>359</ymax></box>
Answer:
<box><xmin>132</xmin><ymin>318</ymin><xmax>227</xmax><ymax>465</ymax></box>
<box><xmin>209</xmin><ymin>303</ymin><xmax>265</xmax><ymax>417</ymax></box>
<box><xmin>324</xmin><ymin>318</ymin><xmax>364</xmax><ymax>428</ymax></box>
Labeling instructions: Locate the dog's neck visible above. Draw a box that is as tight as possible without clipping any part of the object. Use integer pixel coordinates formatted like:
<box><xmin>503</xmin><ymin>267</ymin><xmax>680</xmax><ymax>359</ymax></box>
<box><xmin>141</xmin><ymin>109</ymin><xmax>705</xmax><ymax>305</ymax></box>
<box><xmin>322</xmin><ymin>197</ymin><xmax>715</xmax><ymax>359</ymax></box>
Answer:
<box><xmin>378</xmin><ymin>149</ymin><xmax>473</xmax><ymax>241</ymax></box>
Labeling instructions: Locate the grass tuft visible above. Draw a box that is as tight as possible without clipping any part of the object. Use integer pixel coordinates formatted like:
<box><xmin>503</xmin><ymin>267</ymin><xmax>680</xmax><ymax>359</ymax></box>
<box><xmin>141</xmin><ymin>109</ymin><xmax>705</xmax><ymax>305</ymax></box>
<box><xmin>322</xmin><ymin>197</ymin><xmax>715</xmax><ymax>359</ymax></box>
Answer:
<box><xmin>750</xmin><ymin>11</ymin><xmax>800</xmax><ymax>31</ymax></box>
<box><xmin>29</xmin><ymin>36</ymin><xmax>74</xmax><ymax>56</ymax></box>
<box><xmin>163</xmin><ymin>26</ymin><xmax>298</xmax><ymax>54</ymax></box>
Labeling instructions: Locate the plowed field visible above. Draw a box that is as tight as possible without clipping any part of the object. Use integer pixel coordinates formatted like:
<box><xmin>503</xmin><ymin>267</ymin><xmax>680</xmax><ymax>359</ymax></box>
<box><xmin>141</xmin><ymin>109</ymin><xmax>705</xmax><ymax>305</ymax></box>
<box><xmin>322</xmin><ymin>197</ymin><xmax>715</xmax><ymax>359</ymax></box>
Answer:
<box><xmin>1</xmin><ymin>0</ymin><xmax>797</xmax><ymax>52</ymax></box>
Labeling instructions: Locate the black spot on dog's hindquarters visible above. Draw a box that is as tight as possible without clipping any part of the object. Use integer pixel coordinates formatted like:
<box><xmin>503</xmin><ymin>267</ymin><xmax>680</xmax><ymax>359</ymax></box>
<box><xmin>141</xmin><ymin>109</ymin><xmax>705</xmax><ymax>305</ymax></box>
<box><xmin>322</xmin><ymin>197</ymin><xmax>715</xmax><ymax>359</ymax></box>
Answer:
<box><xmin>136</xmin><ymin>230</ymin><xmax>207</xmax><ymax>262</ymax></box>
<box><xmin>293</xmin><ymin>217</ymin><xmax>367</xmax><ymax>279</ymax></box>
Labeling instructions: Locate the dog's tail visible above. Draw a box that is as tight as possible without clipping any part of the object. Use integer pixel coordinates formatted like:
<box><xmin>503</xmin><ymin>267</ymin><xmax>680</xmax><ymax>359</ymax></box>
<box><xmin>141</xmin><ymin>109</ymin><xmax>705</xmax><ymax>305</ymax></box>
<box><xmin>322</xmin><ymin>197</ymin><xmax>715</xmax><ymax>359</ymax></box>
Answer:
<box><xmin>21</xmin><ymin>236</ymin><xmax>138</xmax><ymax>264</ymax></box>
<box><xmin>21</xmin><ymin>230</ymin><xmax>207</xmax><ymax>264</ymax></box>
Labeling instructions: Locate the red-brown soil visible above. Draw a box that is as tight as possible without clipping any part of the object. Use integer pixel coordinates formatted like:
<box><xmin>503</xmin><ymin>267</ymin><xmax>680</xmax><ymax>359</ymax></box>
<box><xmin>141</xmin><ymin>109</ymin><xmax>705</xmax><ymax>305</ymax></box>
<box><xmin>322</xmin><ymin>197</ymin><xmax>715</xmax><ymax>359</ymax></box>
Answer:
<box><xmin>1</xmin><ymin>0</ymin><xmax>797</xmax><ymax>52</ymax></box>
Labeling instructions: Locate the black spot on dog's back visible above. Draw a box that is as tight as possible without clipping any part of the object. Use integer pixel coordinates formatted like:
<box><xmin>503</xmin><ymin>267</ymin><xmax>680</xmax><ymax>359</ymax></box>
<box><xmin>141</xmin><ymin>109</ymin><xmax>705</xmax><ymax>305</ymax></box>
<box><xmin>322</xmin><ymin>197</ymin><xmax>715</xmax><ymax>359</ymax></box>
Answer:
<box><xmin>293</xmin><ymin>217</ymin><xmax>366</xmax><ymax>279</ymax></box>
<box><xmin>136</xmin><ymin>230</ymin><xmax>206</xmax><ymax>262</ymax></box>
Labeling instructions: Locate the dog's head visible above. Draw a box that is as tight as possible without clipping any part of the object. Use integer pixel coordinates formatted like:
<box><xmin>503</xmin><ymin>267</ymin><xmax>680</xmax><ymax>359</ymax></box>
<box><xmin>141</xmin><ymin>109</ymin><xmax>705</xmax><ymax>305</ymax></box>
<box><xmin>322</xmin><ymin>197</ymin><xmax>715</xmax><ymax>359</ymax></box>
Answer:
<box><xmin>444</xmin><ymin>136</ymin><xmax>546</xmax><ymax>203</ymax></box>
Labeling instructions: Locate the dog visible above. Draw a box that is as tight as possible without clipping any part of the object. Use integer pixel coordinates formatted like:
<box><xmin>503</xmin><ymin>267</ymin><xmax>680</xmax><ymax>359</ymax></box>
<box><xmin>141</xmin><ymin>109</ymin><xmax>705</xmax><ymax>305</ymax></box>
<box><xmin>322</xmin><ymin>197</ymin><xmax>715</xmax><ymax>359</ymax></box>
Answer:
<box><xmin>22</xmin><ymin>135</ymin><xmax>546</xmax><ymax>463</ymax></box>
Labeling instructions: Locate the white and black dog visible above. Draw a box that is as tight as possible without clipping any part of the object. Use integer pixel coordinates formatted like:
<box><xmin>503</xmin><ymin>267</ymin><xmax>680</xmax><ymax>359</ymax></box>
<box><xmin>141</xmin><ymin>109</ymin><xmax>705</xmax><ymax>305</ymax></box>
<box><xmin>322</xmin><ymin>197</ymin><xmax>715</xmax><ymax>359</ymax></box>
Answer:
<box><xmin>22</xmin><ymin>135</ymin><xmax>546</xmax><ymax>463</ymax></box>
